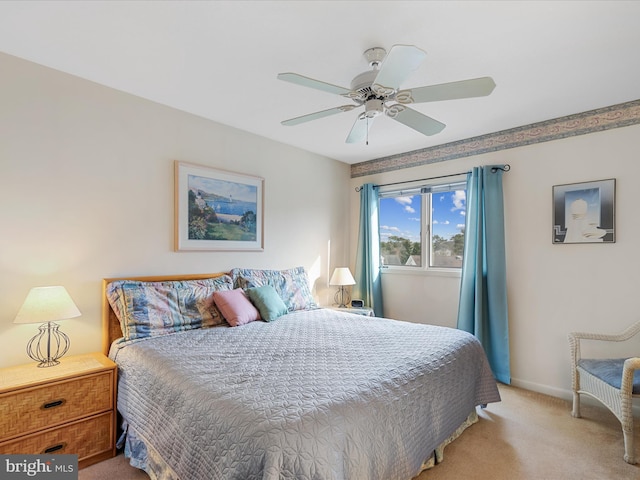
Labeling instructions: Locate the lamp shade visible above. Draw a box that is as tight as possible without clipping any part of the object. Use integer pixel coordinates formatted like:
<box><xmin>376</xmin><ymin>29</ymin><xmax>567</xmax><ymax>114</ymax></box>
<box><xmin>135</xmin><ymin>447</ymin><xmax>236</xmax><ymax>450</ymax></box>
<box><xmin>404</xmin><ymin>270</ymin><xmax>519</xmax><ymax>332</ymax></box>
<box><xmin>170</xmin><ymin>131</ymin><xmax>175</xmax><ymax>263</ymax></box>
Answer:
<box><xmin>14</xmin><ymin>286</ymin><xmax>81</xmax><ymax>324</ymax></box>
<box><xmin>329</xmin><ymin>267</ymin><xmax>356</xmax><ymax>286</ymax></box>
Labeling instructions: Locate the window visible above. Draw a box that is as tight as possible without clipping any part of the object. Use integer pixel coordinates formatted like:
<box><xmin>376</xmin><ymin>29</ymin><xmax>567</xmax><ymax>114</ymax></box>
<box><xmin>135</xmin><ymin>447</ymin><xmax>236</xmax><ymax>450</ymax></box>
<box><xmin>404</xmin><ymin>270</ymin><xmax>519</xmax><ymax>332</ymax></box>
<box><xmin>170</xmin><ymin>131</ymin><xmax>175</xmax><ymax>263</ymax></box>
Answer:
<box><xmin>378</xmin><ymin>181</ymin><xmax>466</xmax><ymax>269</ymax></box>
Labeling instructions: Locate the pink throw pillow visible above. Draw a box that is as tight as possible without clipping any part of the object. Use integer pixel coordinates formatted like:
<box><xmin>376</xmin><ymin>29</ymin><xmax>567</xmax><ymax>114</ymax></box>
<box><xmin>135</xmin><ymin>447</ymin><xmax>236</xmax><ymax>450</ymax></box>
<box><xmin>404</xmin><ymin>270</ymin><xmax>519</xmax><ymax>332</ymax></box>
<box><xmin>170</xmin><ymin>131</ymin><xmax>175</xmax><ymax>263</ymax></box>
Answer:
<box><xmin>212</xmin><ymin>288</ymin><xmax>261</xmax><ymax>327</ymax></box>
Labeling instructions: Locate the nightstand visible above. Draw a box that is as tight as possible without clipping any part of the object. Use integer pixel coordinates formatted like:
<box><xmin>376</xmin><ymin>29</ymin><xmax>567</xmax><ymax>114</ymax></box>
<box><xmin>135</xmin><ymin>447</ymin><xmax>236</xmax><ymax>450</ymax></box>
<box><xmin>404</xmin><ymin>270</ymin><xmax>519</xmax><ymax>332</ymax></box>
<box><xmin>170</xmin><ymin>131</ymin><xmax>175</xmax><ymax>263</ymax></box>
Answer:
<box><xmin>328</xmin><ymin>306</ymin><xmax>375</xmax><ymax>316</ymax></box>
<box><xmin>0</xmin><ymin>352</ymin><xmax>117</xmax><ymax>469</ymax></box>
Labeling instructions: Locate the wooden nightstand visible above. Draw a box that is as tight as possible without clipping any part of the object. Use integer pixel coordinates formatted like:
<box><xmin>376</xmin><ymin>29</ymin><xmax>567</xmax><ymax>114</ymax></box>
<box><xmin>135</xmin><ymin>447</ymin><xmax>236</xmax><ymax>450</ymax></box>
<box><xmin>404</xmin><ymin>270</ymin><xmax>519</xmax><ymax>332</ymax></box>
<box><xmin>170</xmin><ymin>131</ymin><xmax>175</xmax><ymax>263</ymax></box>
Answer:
<box><xmin>0</xmin><ymin>352</ymin><xmax>117</xmax><ymax>469</ymax></box>
<box><xmin>328</xmin><ymin>306</ymin><xmax>375</xmax><ymax>316</ymax></box>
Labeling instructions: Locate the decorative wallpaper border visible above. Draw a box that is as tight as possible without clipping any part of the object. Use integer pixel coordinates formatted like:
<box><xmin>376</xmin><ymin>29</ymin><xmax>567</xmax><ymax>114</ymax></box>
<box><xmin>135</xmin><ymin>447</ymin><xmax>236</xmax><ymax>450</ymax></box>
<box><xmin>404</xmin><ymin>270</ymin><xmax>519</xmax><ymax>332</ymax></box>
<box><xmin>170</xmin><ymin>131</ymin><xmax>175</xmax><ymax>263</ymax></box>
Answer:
<box><xmin>350</xmin><ymin>99</ymin><xmax>640</xmax><ymax>178</ymax></box>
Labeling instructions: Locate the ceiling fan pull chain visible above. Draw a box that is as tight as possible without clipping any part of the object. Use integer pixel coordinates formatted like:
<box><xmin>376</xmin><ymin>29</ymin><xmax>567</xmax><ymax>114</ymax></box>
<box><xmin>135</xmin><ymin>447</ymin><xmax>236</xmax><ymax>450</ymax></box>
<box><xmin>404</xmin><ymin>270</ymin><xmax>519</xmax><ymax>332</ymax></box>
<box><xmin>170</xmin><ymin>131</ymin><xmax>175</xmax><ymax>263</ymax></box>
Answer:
<box><xmin>366</xmin><ymin>116</ymin><xmax>369</xmax><ymax>145</ymax></box>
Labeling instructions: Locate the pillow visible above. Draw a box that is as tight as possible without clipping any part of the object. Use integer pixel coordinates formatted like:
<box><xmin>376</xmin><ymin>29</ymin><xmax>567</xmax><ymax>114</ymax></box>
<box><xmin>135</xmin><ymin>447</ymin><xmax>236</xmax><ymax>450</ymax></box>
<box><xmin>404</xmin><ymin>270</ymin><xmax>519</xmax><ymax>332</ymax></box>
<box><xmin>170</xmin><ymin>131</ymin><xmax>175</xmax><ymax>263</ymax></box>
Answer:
<box><xmin>231</xmin><ymin>266</ymin><xmax>317</xmax><ymax>312</ymax></box>
<box><xmin>212</xmin><ymin>289</ymin><xmax>261</xmax><ymax>327</ymax></box>
<box><xmin>247</xmin><ymin>285</ymin><xmax>288</xmax><ymax>321</ymax></box>
<box><xmin>106</xmin><ymin>275</ymin><xmax>233</xmax><ymax>342</ymax></box>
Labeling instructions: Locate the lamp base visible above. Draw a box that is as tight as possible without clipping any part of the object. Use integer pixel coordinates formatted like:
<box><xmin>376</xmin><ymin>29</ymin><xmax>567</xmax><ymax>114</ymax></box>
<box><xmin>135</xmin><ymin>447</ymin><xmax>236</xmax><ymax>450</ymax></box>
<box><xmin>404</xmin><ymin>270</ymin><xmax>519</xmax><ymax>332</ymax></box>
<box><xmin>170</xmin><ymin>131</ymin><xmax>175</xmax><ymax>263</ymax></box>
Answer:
<box><xmin>26</xmin><ymin>322</ymin><xmax>70</xmax><ymax>368</ymax></box>
<box><xmin>37</xmin><ymin>358</ymin><xmax>62</xmax><ymax>368</ymax></box>
<box><xmin>334</xmin><ymin>286</ymin><xmax>352</xmax><ymax>309</ymax></box>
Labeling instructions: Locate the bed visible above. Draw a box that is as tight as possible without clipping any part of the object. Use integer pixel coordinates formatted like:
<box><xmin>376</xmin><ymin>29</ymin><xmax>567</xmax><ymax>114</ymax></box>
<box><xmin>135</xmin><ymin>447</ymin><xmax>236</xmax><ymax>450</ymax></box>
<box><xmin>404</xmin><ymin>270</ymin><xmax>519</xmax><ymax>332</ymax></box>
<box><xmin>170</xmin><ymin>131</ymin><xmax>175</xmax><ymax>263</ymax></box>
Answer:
<box><xmin>102</xmin><ymin>269</ymin><xmax>500</xmax><ymax>480</ymax></box>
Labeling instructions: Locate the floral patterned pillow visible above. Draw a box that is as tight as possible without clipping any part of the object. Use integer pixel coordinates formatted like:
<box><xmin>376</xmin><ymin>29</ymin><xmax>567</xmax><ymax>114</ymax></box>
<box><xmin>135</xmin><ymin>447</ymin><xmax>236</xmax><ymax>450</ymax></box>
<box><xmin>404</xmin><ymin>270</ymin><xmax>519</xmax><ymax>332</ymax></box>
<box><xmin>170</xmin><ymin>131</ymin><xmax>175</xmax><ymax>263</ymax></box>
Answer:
<box><xmin>107</xmin><ymin>275</ymin><xmax>233</xmax><ymax>342</ymax></box>
<box><xmin>231</xmin><ymin>266</ymin><xmax>317</xmax><ymax>312</ymax></box>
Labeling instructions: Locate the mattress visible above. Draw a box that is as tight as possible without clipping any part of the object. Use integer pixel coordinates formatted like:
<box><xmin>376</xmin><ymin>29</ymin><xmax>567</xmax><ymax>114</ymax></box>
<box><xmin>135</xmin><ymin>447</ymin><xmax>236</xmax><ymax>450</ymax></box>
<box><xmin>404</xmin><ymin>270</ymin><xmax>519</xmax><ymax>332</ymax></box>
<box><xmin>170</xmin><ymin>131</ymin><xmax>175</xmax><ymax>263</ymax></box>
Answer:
<box><xmin>110</xmin><ymin>308</ymin><xmax>500</xmax><ymax>480</ymax></box>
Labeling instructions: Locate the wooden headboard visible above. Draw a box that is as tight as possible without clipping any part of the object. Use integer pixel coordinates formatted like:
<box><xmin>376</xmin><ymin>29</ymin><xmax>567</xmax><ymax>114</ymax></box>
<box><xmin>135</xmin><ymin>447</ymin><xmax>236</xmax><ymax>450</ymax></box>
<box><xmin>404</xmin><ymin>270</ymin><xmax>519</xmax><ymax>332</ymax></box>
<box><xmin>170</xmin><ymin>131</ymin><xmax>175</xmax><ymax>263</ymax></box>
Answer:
<box><xmin>101</xmin><ymin>272</ymin><xmax>228</xmax><ymax>355</ymax></box>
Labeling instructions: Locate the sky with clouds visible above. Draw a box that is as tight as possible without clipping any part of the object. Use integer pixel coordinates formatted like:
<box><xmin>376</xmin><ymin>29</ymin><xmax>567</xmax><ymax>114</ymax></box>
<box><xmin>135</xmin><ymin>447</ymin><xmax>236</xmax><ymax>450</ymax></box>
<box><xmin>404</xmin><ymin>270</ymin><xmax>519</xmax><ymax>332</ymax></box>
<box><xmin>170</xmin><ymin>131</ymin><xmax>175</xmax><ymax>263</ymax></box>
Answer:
<box><xmin>188</xmin><ymin>174</ymin><xmax>257</xmax><ymax>203</ymax></box>
<box><xmin>379</xmin><ymin>190</ymin><xmax>466</xmax><ymax>243</ymax></box>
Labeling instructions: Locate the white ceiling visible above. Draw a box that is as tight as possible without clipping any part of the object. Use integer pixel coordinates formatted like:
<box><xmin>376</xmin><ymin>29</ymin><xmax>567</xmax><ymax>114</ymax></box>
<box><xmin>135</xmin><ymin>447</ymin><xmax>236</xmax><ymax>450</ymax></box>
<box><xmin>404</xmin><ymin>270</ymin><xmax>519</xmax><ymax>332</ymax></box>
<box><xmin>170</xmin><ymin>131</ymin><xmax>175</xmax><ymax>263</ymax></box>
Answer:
<box><xmin>1</xmin><ymin>1</ymin><xmax>639</xmax><ymax>165</ymax></box>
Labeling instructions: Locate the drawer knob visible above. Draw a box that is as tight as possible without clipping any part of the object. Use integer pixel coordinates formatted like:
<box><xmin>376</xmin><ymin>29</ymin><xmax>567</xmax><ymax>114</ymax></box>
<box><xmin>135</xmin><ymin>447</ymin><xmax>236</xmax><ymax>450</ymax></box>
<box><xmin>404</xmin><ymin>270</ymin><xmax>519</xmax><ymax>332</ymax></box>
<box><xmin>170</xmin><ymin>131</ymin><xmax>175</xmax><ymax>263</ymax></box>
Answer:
<box><xmin>42</xmin><ymin>442</ymin><xmax>66</xmax><ymax>454</ymax></box>
<box><xmin>41</xmin><ymin>399</ymin><xmax>66</xmax><ymax>410</ymax></box>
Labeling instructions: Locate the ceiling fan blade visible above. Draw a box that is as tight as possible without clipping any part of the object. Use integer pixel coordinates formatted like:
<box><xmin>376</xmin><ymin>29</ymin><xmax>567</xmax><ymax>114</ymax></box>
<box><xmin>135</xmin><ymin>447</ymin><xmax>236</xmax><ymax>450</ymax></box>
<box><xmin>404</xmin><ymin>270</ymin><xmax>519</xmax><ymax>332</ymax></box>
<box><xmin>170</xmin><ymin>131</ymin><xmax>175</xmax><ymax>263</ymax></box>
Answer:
<box><xmin>386</xmin><ymin>105</ymin><xmax>445</xmax><ymax>136</ymax></box>
<box><xmin>277</xmin><ymin>73</ymin><xmax>352</xmax><ymax>96</ymax></box>
<box><xmin>346</xmin><ymin>114</ymin><xmax>375</xmax><ymax>144</ymax></box>
<box><xmin>402</xmin><ymin>77</ymin><xmax>496</xmax><ymax>104</ymax></box>
<box><xmin>373</xmin><ymin>44</ymin><xmax>426</xmax><ymax>92</ymax></box>
<box><xmin>281</xmin><ymin>105</ymin><xmax>356</xmax><ymax>126</ymax></box>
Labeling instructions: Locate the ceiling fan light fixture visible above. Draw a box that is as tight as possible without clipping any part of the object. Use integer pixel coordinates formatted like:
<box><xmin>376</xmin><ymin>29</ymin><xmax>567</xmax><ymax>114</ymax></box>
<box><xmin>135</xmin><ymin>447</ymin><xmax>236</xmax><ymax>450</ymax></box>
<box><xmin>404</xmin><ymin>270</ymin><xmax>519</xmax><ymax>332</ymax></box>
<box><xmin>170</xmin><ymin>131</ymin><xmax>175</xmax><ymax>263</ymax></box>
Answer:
<box><xmin>364</xmin><ymin>98</ymin><xmax>384</xmax><ymax>118</ymax></box>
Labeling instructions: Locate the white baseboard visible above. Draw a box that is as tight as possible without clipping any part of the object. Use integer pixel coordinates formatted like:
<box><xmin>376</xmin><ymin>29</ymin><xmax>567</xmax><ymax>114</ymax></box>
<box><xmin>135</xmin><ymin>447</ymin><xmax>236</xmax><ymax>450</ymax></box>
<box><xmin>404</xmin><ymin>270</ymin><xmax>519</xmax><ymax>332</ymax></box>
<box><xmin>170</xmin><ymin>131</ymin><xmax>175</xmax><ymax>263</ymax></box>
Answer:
<box><xmin>510</xmin><ymin>377</ymin><xmax>640</xmax><ymax>415</ymax></box>
<box><xmin>510</xmin><ymin>378</ymin><xmax>572</xmax><ymax>401</ymax></box>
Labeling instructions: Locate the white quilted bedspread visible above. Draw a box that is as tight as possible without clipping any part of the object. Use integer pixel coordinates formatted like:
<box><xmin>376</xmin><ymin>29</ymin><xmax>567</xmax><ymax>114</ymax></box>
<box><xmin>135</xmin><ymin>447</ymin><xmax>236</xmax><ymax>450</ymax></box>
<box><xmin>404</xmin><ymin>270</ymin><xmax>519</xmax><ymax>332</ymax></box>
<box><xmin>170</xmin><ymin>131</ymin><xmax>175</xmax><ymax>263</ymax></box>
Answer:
<box><xmin>110</xmin><ymin>308</ymin><xmax>500</xmax><ymax>480</ymax></box>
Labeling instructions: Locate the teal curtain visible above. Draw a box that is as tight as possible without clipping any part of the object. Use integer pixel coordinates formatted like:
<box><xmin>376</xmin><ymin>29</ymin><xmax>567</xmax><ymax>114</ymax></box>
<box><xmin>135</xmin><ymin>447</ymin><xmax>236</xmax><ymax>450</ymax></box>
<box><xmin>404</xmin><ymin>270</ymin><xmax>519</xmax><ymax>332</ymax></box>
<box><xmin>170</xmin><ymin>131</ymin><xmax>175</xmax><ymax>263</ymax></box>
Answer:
<box><xmin>354</xmin><ymin>183</ymin><xmax>384</xmax><ymax>316</ymax></box>
<box><xmin>457</xmin><ymin>166</ymin><xmax>510</xmax><ymax>384</ymax></box>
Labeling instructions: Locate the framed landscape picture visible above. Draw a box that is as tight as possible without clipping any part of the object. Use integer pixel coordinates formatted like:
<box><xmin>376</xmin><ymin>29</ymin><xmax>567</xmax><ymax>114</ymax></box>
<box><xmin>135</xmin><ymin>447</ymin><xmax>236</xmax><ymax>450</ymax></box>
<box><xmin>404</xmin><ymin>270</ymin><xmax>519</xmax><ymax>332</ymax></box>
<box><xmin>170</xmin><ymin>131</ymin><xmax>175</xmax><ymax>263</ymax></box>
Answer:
<box><xmin>552</xmin><ymin>178</ymin><xmax>615</xmax><ymax>244</ymax></box>
<box><xmin>175</xmin><ymin>161</ymin><xmax>264</xmax><ymax>251</ymax></box>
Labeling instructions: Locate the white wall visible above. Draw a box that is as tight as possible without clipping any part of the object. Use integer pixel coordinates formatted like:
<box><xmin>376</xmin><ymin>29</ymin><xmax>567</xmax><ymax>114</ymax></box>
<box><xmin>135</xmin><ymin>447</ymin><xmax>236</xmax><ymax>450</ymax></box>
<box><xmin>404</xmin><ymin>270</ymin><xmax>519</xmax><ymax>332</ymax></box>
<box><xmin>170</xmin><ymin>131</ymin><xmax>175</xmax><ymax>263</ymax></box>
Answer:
<box><xmin>350</xmin><ymin>124</ymin><xmax>640</xmax><ymax>400</ymax></box>
<box><xmin>0</xmin><ymin>52</ymin><xmax>350</xmax><ymax>368</ymax></box>
<box><xmin>3</xmin><ymin>51</ymin><xmax>638</xmax><ymax>403</ymax></box>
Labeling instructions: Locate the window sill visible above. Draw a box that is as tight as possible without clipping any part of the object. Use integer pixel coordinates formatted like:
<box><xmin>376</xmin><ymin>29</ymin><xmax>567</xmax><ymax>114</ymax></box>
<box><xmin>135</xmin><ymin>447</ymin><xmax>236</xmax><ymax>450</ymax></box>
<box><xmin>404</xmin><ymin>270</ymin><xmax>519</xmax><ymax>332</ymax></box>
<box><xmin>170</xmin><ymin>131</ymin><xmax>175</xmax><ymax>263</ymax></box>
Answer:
<box><xmin>380</xmin><ymin>266</ymin><xmax>461</xmax><ymax>278</ymax></box>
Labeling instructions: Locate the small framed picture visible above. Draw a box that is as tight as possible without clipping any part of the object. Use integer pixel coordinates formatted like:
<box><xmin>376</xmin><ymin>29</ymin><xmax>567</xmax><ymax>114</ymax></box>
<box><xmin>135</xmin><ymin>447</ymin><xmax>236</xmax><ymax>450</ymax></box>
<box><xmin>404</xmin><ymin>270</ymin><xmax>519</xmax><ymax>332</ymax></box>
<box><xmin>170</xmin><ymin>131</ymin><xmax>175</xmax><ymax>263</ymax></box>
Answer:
<box><xmin>175</xmin><ymin>161</ymin><xmax>264</xmax><ymax>251</ymax></box>
<box><xmin>552</xmin><ymin>179</ymin><xmax>615</xmax><ymax>244</ymax></box>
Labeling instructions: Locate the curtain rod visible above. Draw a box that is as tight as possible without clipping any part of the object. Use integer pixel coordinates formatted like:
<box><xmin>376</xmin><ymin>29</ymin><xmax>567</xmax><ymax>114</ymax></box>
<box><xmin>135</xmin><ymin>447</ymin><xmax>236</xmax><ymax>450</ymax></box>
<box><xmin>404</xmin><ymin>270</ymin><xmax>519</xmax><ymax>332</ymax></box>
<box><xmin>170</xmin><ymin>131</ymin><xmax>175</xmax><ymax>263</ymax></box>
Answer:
<box><xmin>355</xmin><ymin>164</ymin><xmax>510</xmax><ymax>192</ymax></box>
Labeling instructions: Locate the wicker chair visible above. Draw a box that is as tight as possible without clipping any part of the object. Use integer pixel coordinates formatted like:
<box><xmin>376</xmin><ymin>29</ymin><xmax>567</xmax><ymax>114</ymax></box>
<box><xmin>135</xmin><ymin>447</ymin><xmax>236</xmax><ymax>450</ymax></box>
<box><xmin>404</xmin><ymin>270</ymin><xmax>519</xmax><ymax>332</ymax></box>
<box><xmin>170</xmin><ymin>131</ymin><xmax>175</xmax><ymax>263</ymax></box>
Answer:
<box><xmin>568</xmin><ymin>321</ymin><xmax>640</xmax><ymax>464</ymax></box>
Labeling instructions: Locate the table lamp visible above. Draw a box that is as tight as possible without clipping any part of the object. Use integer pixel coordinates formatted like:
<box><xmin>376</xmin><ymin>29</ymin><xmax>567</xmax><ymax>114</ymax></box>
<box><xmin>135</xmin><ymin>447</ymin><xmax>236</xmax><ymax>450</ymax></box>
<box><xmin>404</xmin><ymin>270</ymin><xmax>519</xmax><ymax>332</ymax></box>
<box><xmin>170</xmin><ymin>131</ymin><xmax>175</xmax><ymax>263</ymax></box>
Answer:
<box><xmin>329</xmin><ymin>267</ymin><xmax>356</xmax><ymax>308</ymax></box>
<box><xmin>13</xmin><ymin>286</ymin><xmax>81</xmax><ymax>367</ymax></box>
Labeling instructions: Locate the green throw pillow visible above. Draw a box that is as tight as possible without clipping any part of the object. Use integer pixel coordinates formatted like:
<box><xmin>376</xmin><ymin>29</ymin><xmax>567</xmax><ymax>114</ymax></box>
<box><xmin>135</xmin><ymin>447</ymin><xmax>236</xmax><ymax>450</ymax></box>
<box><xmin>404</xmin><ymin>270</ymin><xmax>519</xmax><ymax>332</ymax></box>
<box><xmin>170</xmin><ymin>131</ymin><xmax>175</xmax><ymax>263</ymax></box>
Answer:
<box><xmin>247</xmin><ymin>285</ymin><xmax>288</xmax><ymax>321</ymax></box>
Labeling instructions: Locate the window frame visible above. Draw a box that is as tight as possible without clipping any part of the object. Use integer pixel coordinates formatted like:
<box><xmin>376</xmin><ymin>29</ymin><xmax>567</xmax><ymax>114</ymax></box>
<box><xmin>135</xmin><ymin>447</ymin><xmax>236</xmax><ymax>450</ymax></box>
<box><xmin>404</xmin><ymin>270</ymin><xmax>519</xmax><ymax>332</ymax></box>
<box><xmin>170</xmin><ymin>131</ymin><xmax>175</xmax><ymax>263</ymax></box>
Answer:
<box><xmin>378</xmin><ymin>178</ymin><xmax>467</xmax><ymax>275</ymax></box>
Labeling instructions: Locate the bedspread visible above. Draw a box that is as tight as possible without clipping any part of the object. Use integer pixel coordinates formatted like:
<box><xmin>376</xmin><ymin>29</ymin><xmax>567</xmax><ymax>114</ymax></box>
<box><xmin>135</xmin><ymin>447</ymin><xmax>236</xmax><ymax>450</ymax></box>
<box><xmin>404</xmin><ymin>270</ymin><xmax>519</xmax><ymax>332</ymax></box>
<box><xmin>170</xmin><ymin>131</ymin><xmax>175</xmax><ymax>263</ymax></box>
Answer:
<box><xmin>110</xmin><ymin>308</ymin><xmax>500</xmax><ymax>480</ymax></box>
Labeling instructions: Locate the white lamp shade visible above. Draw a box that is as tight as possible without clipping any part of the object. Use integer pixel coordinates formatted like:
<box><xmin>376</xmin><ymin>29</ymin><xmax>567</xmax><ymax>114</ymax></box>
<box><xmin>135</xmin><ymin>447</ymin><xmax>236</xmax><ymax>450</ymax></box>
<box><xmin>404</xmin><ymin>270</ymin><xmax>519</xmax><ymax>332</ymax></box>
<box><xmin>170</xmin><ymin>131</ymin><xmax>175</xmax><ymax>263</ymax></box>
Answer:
<box><xmin>329</xmin><ymin>267</ymin><xmax>356</xmax><ymax>286</ymax></box>
<box><xmin>14</xmin><ymin>286</ymin><xmax>81</xmax><ymax>325</ymax></box>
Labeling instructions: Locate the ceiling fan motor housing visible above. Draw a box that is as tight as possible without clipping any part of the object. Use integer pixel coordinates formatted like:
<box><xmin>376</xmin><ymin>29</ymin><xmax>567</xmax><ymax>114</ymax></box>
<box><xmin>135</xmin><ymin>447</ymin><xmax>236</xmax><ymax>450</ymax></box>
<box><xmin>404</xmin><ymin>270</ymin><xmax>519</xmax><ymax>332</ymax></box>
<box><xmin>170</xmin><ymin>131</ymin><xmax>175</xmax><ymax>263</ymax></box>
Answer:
<box><xmin>350</xmin><ymin>70</ymin><xmax>381</xmax><ymax>100</ymax></box>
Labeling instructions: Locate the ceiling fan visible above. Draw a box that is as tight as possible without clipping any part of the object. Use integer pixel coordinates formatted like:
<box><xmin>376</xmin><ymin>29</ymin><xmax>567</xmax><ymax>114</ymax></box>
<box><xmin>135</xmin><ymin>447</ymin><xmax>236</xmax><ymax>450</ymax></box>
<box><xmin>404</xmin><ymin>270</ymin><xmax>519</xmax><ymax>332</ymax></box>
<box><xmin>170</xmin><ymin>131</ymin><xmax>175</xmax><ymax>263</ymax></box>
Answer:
<box><xmin>277</xmin><ymin>44</ymin><xmax>496</xmax><ymax>144</ymax></box>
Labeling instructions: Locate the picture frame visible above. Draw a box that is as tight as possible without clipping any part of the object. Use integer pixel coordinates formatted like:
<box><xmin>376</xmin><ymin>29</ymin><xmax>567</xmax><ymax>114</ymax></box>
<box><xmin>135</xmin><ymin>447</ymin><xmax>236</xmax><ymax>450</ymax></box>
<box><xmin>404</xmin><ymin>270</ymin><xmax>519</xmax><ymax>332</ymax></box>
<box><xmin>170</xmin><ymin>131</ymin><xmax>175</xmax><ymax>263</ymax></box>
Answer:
<box><xmin>552</xmin><ymin>178</ymin><xmax>615</xmax><ymax>244</ymax></box>
<box><xmin>175</xmin><ymin>161</ymin><xmax>264</xmax><ymax>251</ymax></box>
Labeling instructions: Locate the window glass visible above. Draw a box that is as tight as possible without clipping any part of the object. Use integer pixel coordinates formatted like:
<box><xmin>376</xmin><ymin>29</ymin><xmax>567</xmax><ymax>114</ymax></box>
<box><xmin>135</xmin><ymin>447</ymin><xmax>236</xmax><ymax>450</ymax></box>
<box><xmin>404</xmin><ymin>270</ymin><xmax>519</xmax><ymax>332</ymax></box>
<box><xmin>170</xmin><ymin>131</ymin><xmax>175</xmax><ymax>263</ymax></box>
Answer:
<box><xmin>379</xmin><ymin>194</ymin><xmax>422</xmax><ymax>267</ymax></box>
<box><xmin>379</xmin><ymin>184</ymin><xmax>466</xmax><ymax>270</ymax></box>
<box><xmin>430</xmin><ymin>190</ymin><xmax>466</xmax><ymax>268</ymax></box>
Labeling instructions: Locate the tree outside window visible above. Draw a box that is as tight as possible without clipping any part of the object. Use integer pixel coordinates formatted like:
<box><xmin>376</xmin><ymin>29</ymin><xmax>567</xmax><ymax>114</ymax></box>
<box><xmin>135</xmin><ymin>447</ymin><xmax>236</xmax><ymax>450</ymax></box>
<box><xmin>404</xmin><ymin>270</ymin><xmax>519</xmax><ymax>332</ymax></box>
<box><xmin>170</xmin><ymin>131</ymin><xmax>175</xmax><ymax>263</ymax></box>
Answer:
<box><xmin>379</xmin><ymin>186</ymin><xmax>466</xmax><ymax>269</ymax></box>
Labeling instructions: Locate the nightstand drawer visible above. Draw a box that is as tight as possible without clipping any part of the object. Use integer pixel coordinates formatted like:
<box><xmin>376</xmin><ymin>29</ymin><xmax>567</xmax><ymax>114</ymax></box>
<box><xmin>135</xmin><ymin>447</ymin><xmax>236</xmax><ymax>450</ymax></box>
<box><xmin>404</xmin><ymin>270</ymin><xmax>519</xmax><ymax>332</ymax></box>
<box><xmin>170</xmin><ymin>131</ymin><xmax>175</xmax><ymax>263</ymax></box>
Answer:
<box><xmin>0</xmin><ymin>371</ymin><xmax>113</xmax><ymax>441</ymax></box>
<box><xmin>0</xmin><ymin>411</ymin><xmax>113</xmax><ymax>463</ymax></box>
